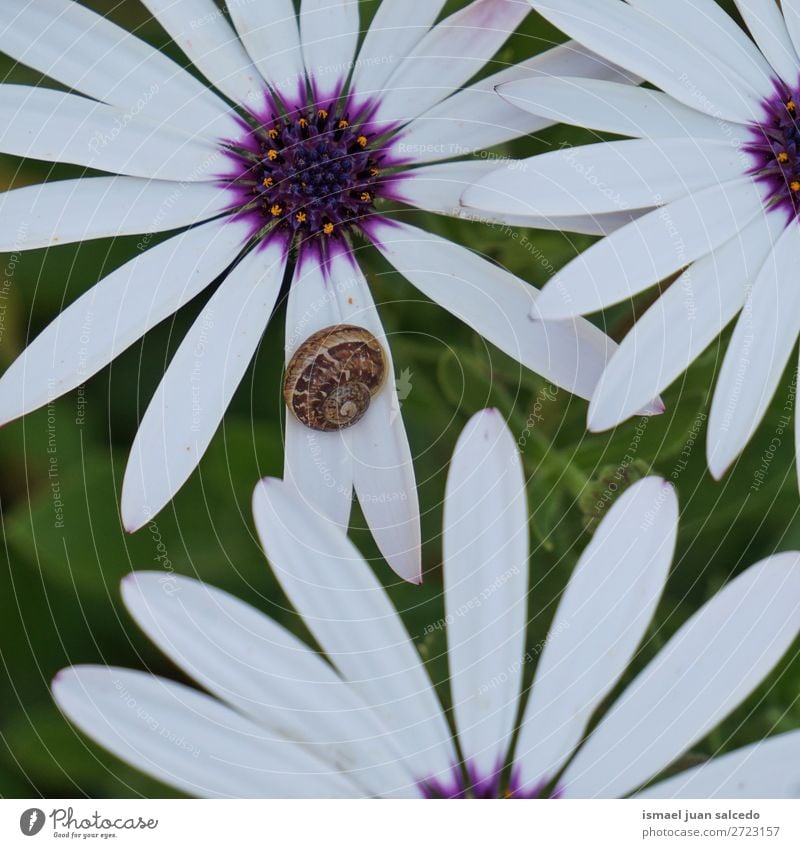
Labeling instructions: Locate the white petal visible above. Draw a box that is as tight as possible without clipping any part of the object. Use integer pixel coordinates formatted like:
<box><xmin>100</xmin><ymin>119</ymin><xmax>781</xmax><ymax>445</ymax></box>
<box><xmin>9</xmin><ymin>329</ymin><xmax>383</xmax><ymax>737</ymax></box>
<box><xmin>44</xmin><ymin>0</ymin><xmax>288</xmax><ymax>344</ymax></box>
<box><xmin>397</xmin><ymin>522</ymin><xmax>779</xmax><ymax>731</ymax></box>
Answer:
<box><xmin>351</xmin><ymin>0</ymin><xmax>448</xmax><ymax>95</ymax></box>
<box><xmin>390</xmin><ymin>41</ymin><xmax>637</xmax><ymax>166</ymax></box>
<box><xmin>588</xmin><ymin>211</ymin><xmax>784</xmax><ymax>433</ymax></box>
<box><xmin>328</xmin><ymin>251</ymin><xmax>422</xmax><ymax>585</ymax></box>
<box><xmin>782</xmin><ymin>0</ymin><xmax>800</xmax><ymax>66</ymax></box>
<box><xmin>528</xmin><ymin>0</ymin><xmax>765</xmax><ymax>122</ymax></box>
<box><xmin>462</xmin><ymin>138</ymin><xmax>749</xmax><ymax>219</ymax></box>
<box><xmin>0</xmin><ymin>217</ymin><xmax>251</xmax><ymax>425</ymax></box>
<box><xmin>734</xmin><ymin>0</ymin><xmax>800</xmax><ymax>85</ymax></box>
<box><xmin>228</xmin><ymin>0</ymin><xmax>306</xmax><ymax>104</ymax></box>
<box><xmin>497</xmin><ymin>77</ymin><xmax>750</xmax><ymax>142</ymax></box>
<box><xmin>284</xmin><ymin>415</ymin><xmax>354</xmax><ymax>529</ymax></box>
<box><xmin>300</xmin><ymin>0</ymin><xmax>359</xmax><ymax>102</ymax></box>
<box><xmin>122</xmin><ymin>238</ymin><xmax>288</xmax><ymax>531</ymax></box>
<box><xmin>562</xmin><ymin>551</ymin><xmax>800</xmax><ymax>798</ymax></box>
<box><xmin>639</xmin><ymin>731</ymin><xmax>800</xmax><ymax>799</ymax></box>
<box><xmin>141</xmin><ymin>0</ymin><xmax>265</xmax><ymax>110</ymax></box>
<box><xmin>346</xmin><ymin>389</ymin><xmax>422</xmax><ymax>584</ymax></box>
<box><xmin>285</xmin><ymin>255</ymin><xmax>344</xmax><ymax>351</ymax></box>
<box><xmin>53</xmin><ymin>666</ymin><xmax>360</xmax><ymax>798</ymax></box>
<box><xmin>122</xmin><ymin>572</ymin><xmax>417</xmax><ymax>797</ymax></box>
<box><xmin>483</xmin><ymin>210</ymin><xmax>646</xmax><ymax>237</ymax></box>
<box><xmin>283</xmin><ymin>256</ymin><xmax>354</xmax><ymax>530</ymax></box>
<box><xmin>489</xmin><ymin>39</ymin><xmax>636</xmax><ymax>84</ymax></box>
<box><xmin>0</xmin><ymin>0</ymin><xmax>237</xmax><ymax>140</ymax></box>
<box><xmin>444</xmin><ymin>409</ymin><xmax>528</xmax><ymax>786</ymax></box>
<box><xmin>369</xmin><ymin>218</ymin><xmax>616</xmax><ymax>401</ymax></box>
<box><xmin>514</xmin><ymin>478</ymin><xmax>677</xmax><ymax>792</ymax></box>
<box><xmin>0</xmin><ymin>86</ymin><xmax>223</xmax><ymax>181</ymax></box>
<box><xmin>0</xmin><ymin>177</ymin><xmax>232</xmax><ymax>251</ymax></box>
<box><xmin>396</xmin><ymin>159</ymin><xmax>650</xmax><ymax>237</ymax></box>
<box><xmin>371</xmin><ymin>0</ymin><xmax>529</xmax><ymax>127</ymax></box>
<box><xmin>533</xmin><ymin>179</ymin><xmax>765</xmax><ymax>320</ymax></box>
<box><xmin>708</xmin><ymin>221</ymin><xmax>800</xmax><ymax>480</ymax></box>
<box><xmin>252</xmin><ymin>478</ymin><xmax>457</xmax><ymax>784</ymax></box>
<box><xmin>391</xmin><ymin>160</ymin><xmax>501</xmax><ymax>215</ymax></box>
<box><xmin>628</xmin><ymin>0</ymin><xmax>775</xmax><ymax>95</ymax></box>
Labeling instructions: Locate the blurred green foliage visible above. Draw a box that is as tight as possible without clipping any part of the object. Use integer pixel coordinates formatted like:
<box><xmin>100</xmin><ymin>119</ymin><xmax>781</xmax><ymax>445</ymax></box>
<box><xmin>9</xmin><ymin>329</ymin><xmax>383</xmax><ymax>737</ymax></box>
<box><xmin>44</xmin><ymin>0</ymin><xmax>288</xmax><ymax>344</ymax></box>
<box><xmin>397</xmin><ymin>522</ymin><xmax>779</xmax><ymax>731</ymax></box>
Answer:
<box><xmin>0</xmin><ymin>0</ymin><xmax>798</xmax><ymax>799</ymax></box>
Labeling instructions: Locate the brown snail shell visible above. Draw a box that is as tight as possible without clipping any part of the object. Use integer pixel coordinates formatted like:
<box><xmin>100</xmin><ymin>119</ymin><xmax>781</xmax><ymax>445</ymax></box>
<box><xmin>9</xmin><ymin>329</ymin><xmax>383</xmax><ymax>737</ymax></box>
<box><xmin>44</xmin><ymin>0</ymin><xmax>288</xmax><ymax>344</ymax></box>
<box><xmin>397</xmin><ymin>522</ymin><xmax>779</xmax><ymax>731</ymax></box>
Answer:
<box><xmin>283</xmin><ymin>324</ymin><xmax>387</xmax><ymax>432</ymax></box>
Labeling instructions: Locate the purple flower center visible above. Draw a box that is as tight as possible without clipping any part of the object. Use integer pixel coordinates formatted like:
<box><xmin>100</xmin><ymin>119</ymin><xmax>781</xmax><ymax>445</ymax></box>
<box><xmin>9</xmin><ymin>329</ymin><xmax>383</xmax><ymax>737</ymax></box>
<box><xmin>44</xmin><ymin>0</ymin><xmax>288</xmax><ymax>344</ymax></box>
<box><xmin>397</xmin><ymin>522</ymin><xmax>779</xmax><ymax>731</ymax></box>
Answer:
<box><xmin>226</xmin><ymin>99</ymin><xmax>390</xmax><ymax>244</ymax></box>
<box><xmin>419</xmin><ymin>763</ymin><xmax>562</xmax><ymax>799</ymax></box>
<box><xmin>746</xmin><ymin>82</ymin><xmax>800</xmax><ymax>220</ymax></box>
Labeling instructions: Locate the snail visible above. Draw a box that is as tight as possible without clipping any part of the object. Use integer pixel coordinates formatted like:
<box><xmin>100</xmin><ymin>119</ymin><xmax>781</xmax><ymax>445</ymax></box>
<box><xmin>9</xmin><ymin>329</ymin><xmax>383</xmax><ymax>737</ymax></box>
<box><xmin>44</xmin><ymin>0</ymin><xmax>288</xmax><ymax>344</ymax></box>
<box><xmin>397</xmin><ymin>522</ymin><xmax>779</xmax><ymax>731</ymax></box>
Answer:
<box><xmin>283</xmin><ymin>324</ymin><xmax>388</xmax><ymax>432</ymax></box>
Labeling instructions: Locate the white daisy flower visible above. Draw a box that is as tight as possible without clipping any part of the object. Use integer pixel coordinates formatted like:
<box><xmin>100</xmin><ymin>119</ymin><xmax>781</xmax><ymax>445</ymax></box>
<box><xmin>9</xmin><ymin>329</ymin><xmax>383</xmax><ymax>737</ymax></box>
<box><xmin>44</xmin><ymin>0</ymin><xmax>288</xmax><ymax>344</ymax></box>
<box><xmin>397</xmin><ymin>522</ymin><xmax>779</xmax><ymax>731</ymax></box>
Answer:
<box><xmin>464</xmin><ymin>0</ymin><xmax>800</xmax><ymax>484</ymax></box>
<box><xmin>0</xmin><ymin>0</ymin><xmax>637</xmax><ymax>582</ymax></box>
<box><xmin>53</xmin><ymin>409</ymin><xmax>800</xmax><ymax>798</ymax></box>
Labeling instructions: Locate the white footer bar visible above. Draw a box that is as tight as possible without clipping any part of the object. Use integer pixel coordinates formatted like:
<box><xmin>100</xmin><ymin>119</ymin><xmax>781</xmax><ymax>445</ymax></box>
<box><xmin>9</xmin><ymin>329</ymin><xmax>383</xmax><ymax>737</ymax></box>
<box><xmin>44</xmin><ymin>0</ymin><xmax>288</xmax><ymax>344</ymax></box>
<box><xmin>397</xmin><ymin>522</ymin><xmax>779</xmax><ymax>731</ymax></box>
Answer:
<box><xmin>2</xmin><ymin>799</ymin><xmax>798</xmax><ymax>847</ymax></box>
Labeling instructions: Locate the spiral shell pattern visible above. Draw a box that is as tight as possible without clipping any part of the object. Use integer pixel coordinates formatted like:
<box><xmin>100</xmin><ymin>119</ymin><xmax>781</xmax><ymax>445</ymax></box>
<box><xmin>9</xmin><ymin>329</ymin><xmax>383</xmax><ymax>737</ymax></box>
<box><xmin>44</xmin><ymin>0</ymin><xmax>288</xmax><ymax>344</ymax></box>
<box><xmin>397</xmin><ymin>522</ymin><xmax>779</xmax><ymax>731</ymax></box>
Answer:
<box><xmin>283</xmin><ymin>325</ymin><xmax>387</xmax><ymax>432</ymax></box>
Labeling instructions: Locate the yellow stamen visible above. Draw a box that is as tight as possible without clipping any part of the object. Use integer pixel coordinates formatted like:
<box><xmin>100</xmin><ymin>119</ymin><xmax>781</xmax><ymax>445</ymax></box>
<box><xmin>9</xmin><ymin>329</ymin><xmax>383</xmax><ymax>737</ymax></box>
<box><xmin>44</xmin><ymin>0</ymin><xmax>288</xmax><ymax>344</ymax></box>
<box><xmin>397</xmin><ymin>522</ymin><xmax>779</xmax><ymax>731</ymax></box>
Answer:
<box><xmin>296</xmin><ymin>211</ymin><xmax>307</xmax><ymax>223</ymax></box>
<box><xmin>268</xmin><ymin>128</ymin><xmax>279</xmax><ymax>139</ymax></box>
<box><xmin>370</xmin><ymin>167</ymin><xmax>380</xmax><ymax>177</ymax></box>
<box><xmin>338</xmin><ymin>119</ymin><xmax>349</xmax><ymax>129</ymax></box>
<box><xmin>299</xmin><ymin>117</ymin><xmax>309</xmax><ymax>128</ymax></box>
<box><xmin>356</xmin><ymin>135</ymin><xmax>368</xmax><ymax>148</ymax></box>
<box><xmin>270</xmin><ymin>204</ymin><xmax>283</xmax><ymax>216</ymax></box>
<box><xmin>322</xmin><ymin>222</ymin><xmax>334</xmax><ymax>235</ymax></box>
<box><xmin>360</xmin><ymin>191</ymin><xmax>371</xmax><ymax>202</ymax></box>
<box><xmin>788</xmin><ymin>100</ymin><xmax>797</xmax><ymax>112</ymax></box>
<box><xmin>267</xmin><ymin>149</ymin><xmax>279</xmax><ymax>161</ymax></box>
<box><xmin>317</xmin><ymin>109</ymin><xmax>329</xmax><ymax>119</ymax></box>
<box><xmin>262</xmin><ymin>177</ymin><xmax>274</xmax><ymax>188</ymax></box>
<box><xmin>791</xmin><ymin>181</ymin><xmax>800</xmax><ymax>192</ymax></box>
<box><xmin>778</xmin><ymin>151</ymin><xmax>790</xmax><ymax>163</ymax></box>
